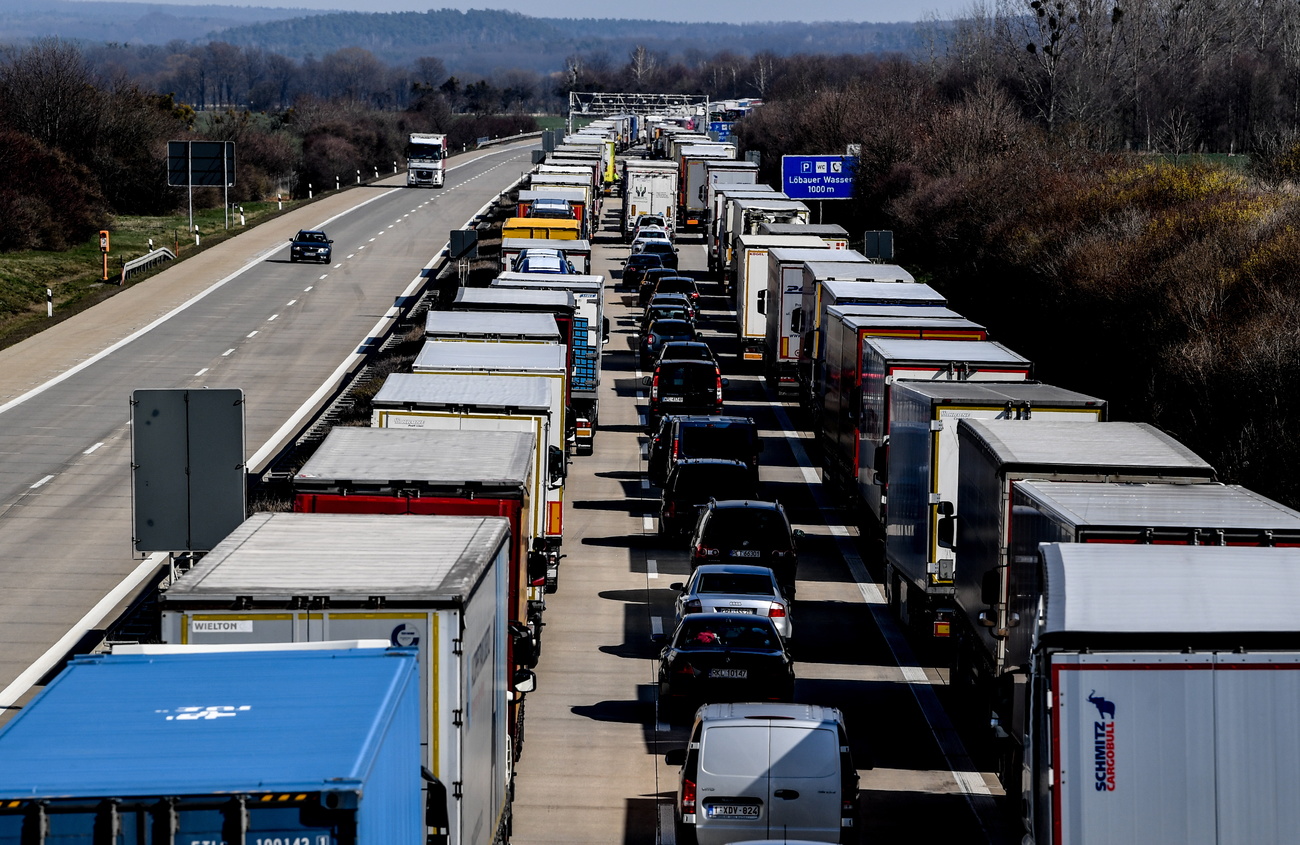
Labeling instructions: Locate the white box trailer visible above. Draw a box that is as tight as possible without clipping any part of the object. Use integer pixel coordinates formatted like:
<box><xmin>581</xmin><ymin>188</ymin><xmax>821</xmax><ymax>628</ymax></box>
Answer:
<box><xmin>758</xmin><ymin>222</ymin><xmax>849</xmax><ymax>248</ymax></box>
<box><xmin>725</xmin><ymin>199</ymin><xmax>811</xmax><ymax>281</ymax></box>
<box><xmin>710</xmin><ymin>187</ymin><xmax>781</xmax><ymax>276</ymax></box>
<box><xmin>763</xmin><ymin>249</ymin><xmax>869</xmax><ymax>395</ymax></box>
<box><xmin>426</xmin><ymin>311</ymin><xmax>562</xmax><ymax>344</ymax></box>
<box><xmin>1024</xmin><ymin>544</ymin><xmax>1300</xmax><ymax>845</ymax></box>
<box><xmin>491</xmin><ymin>274</ymin><xmax>606</xmax><ymax>455</ymax></box>
<box><xmin>371</xmin><ymin>373</ymin><xmax>566</xmax><ymax>559</ymax></box>
<box><xmin>700</xmin><ymin>160</ymin><xmax>759</xmax><ymax>229</ymax></box>
<box><xmin>733</xmin><ymin>234</ymin><xmax>828</xmax><ymax>364</ymax></box>
<box><xmin>621</xmin><ymin>159</ymin><xmax>678</xmax><ymax>238</ymax></box>
<box><xmin>884</xmin><ymin>382</ymin><xmax>1106</xmax><ymax>642</ymax></box>
<box><xmin>678</xmin><ymin>145</ymin><xmax>738</xmax><ymax>230</ymax></box>
<box><xmin>160</xmin><ymin>512</ymin><xmax>516</xmax><ymax>845</ymax></box>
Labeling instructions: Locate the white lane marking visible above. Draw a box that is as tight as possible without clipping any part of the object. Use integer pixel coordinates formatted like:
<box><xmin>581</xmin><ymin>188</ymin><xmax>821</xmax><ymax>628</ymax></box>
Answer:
<box><xmin>268</xmin><ymin>314</ymin><xmax>279</xmax><ymax>322</ymax></box>
<box><xmin>770</xmin><ymin>401</ymin><xmax>995</xmax><ymax>814</ymax></box>
<box><xmin>304</xmin><ymin>286</ymin><xmax>313</xmax><ymax>292</ymax></box>
<box><xmin>0</xmin><ymin>552</ymin><xmax>166</xmax><ymax>709</ymax></box>
<box><xmin>641</xmin><ymin>443</ymin><xmax>649</xmax><ymax>459</ymax></box>
<box><xmin>369</xmin><ymin>237</ymin><xmax>377</xmax><ymax>242</ymax></box>
<box><xmin>30</xmin><ymin>475</ymin><xmax>54</xmax><ymax>489</ymax></box>
<box><xmin>333</xmin><ymin>263</ymin><xmax>342</xmax><ymax>268</ymax></box>
<box><xmin>319</xmin><ymin>274</ymin><xmax>328</xmax><ymax>279</ymax></box>
<box><xmin>651</xmin><ymin>616</ymin><xmax>663</xmax><ymax>636</ymax></box>
<box><xmin>286</xmin><ymin>299</ymin><xmax>297</xmax><ymax>306</ymax></box>
<box><xmin>193</xmin><ymin>368</ymin><xmax>208</xmax><ymax>377</ymax></box>
<box><xmin>643</xmin><ymin>515</ymin><xmax>656</xmax><ymax>531</ymax></box>
<box><xmin>221</xmin><ymin>348</ymin><xmax>235</xmax><ymax>357</ymax></box>
<box><xmin>647</xmin><ymin>558</ymin><xmax>658</xmax><ymax>579</ymax></box>
<box><xmin>83</xmin><ymin>442</ymin><xmax>104</xmax><ymax>455</ymax></box>
<box><xmin>358</xmin><ymin>245</ymin><xmax>365</xmax><ymax>250</ymax></box>
<box><xmin>247</xmin><ymin>331</ymin><xmax>258</xmax><ymax>338</ymax></box>
<box><xmin>347</xmin><ymin>254</ymin><xmax>356</xmax><ymax>259</ymax></box>
<box><xmin>0</xmin><ymin>185</ymin><xmax>405</xmax><ymax>419</ymax></box>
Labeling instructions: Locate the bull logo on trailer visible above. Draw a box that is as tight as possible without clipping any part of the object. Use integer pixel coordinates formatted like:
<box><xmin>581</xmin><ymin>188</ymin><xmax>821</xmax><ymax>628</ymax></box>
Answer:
<box><xmin>1089</xmin><ymin>690</ymin><xmax>1117</xmax><ymax>792</ymax></box>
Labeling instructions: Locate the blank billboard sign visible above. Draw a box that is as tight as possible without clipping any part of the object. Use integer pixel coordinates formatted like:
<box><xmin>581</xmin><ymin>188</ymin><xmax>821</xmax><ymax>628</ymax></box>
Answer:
<box><xmin>167</xmin><ymin>141</ymin><xmax>236</xmax><ymax>188</ymax></box>
<box><xmin>132</xmin><ymin>388</ymin><xmax>245</xmax><ymax>552</ymax></box>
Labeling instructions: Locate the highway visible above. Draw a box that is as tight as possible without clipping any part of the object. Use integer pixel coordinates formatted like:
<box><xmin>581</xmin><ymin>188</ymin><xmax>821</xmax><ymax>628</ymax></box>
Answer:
<box><xmin>509</xmin><ymin>202</ymin><xmax>1011</xmax><ymax>843</ymax></box>
<box><xmin>0</xmin><ymin>141</ymin><xmax>536</xmax><ymax>711</ymax></box>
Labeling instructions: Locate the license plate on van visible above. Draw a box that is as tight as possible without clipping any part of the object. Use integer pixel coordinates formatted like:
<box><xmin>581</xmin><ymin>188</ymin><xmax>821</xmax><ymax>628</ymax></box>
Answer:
<box><xmin>660</xmin><ymin>396</ymin><xmax>684</xmax><ymax>403</ymax></box>
<box><xmin>709</xmin><ymin>668</ymin><xmax>748</xmax><ymax>679</ymax></box>
<box><xmin>705</xmin><ymin>803</ymin><xmax>761</xmax><ymax>820</ymax></box>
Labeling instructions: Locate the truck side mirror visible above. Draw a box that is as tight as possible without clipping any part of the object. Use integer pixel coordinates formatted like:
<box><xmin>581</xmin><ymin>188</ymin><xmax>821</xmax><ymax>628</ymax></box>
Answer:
<box><xmin>512</xmin><ymin>669</ymin><xmax>537</xmax><ymax>694</ymax></box>
<box><xmin>602</xmin><ymin>316</ymin><xmax>610</xmax><ymax>344</ymax></box>
<box><xmin>548</xmin><ymin>445</ymin><xmax>567</xmax><ymax>485</ymax></box>
<box><xmin>873</xmin><ymin>446</ymin><xmax>889</xmax><ymax>485</ymax></box>
<box><xmin>937</xmin><ymin>516</ymin><xmax>956</xmax><ymax>549</ymax></box>
<box><xmin>757</xmin><ymin>290</ymin><xmax>767</xmax><ymax>315</ymax></box>
<box><xmin>980</xmin><ymin>568</ymin><xmax>1000</xmax><ymax>606</ymax></box>
<box><xmin>642</xmin><ymin>376</ymin><xmax>652</xmax><ymax>386</ymax></box>
<box><xmin>422</xmin><ymin>769</ymin><xmax>450</xmax><ymax>843</ymax></box>
<box><xmin>937</xmin><ymin>501</ymin><xmax>954</xmax><ymax>517</ymax></box>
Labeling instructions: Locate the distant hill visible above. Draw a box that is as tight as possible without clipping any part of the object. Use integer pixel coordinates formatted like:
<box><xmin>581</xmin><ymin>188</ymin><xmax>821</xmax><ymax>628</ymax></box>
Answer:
<box><xmin>0</xmin><ymin>2</ymin><xmax>933</xmax><ymax>75</ymax></box>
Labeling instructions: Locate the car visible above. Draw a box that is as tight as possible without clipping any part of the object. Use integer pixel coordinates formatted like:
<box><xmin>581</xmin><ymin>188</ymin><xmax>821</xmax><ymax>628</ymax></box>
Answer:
<box><xmin>659</xmin><ymin>458</ymin><xmax>760</xmax><ymax>537</ymax></box>
<box><xmin>652</xmin><ymin>340</ymin><xmax>715</xmax><ymax>369</ymax></box>
<box><xmin>666</xmin><ymin>703</ymin><xmax>859</xmax><ymax>845</ymax></box>
<box><xmin>632</xmin><ymin>223</ymin><xmax>671</xmax><ymax>244</ymax></box>
<box><xmin>639</xmin><ymin>267</ymin><xmax>680</xmax><ymax>306</ymax></box>
<box><xmin>641</xmin><ymin>318</ymin><xmax>697</xmax><ymax>368</ymax></box>
<box><xmin>630</xmin><ymin>213</ymin><xmax>671</xmax><ymax>242</ymax></box>
<box><xmin>515</xmin><ymin>254</ymin><xmax>575</xmax><ymax>274</ymax></box>
<box><xmin>527</xmin><ymin>197</ymin><xmax>575</xmax><ymax>219</ymax></box>
<box><xmin>512</xmin><ymin>247</ymin><xmax>571</xmax><ymax>272</ymax></box>
<box><xmin>689</xmin><ymin>500</ymin><xmax>803</xmax><ymax>596</ymax></box>
<box><xmin>640</xmin><ymin>303</ymin><xmax>694</xmax><ymax>336</ymax></box>
<box><xmin>289</xmin><ymin>230</ymin><xmax>332</xmax><ymax>263</ymax></box>
<box><xmin>645</xmin><ymin>291</ymin><xmax>698</xmax><ymax>322</ymax></box>
<box><xmin>648</xmin><ymin>415</ymin><xmax>759</xmax><ymax>486</ymax></box>
<box><xmin>644</xmin><ymin>359</ymin><xmax>726</xmax><ymax>432</ymax></box>
<box><xmin>654</xmin><ymin>614</ymin><xmax>794</xmax><ymax>722</ymax></box>
<box><xmin>633</xmin><ymin>238</ymin><xmax>678</xmax><ymax>271</ymax></box>
<box><xmin>651</xmin><ymin>275</ymin><xmax>701</xmax><ymax>306</ymax></box>
<box><xmin>671</xmin><ymin>564</ymin><xmax>792</xmax><ymax>640</ymax></box>
<box><xmin>623</xmin><ymin>252</ymin><xmax>664</xmax><ymax>290</ymax></box>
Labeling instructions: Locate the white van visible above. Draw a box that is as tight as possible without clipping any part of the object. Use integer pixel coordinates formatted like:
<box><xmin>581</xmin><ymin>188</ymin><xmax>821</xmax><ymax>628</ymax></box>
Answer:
<box><xmin>667</xmin><ymin>702</ymin><xmax>859</xmax><ymax>844</ymax></box>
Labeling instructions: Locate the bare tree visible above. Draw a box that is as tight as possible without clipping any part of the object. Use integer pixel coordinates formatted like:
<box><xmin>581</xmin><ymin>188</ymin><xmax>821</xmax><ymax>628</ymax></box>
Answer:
<box><xmin>628</xmin><ymin>45</ymin><xmax>657</xmax><ymax>91</ymax></box>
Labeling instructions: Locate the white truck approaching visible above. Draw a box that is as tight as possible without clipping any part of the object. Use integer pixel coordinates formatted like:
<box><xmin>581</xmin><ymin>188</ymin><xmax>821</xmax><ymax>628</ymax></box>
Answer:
<box><xmin>406</xmin><ymin>133</ymin><xmax>448</xmax><ymax>187</ymax></box>
<box><xmin>1023</xmin><ymin>544</ymin><xmax>1300</xmax><ymax>845</ymax></box>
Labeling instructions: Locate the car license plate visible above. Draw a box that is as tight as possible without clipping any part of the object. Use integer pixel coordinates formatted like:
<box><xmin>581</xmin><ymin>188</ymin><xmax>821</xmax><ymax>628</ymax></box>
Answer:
<box><xmin>730</xmin><ymin>549</ymin><xmax>761</xmax><ymax>558</ymax></box>
<box><xmin>713</xmin><ymin>606</ymin><xmax>756</xmax><ymax>614</ymax></box>
<box><xmin>660</xmin><ymin>396</ymin><xmax>684</xmax><ymax>403</ymax></box>
<box><xmin>709</xmin><ymin>668</ymin><xmax>748</xmax><ymax>679</ymax></box>
<box><xmin>705</xmin><ymin>803</ymin><xmax>761</xmax><ymax>820</ymax></box>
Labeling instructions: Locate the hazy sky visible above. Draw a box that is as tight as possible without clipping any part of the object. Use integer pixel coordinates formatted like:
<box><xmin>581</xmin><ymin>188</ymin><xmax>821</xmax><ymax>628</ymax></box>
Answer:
<box><xmin>124</xmin><ymin>0</ymin><xmax>969</xmax><ymax>24</ymax></box>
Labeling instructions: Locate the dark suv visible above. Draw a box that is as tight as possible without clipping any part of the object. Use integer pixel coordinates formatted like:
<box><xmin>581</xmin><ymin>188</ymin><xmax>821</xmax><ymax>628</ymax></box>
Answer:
<box><xmin>647</xmin><ymin>415</ymin><xmax>760</xmax><ymax>486</ymax></box>
<box><xmin>659</xmin><ymin>459</ymin><xmax>760</xmax><ymax>538</ymax></box>
<box><xmin>640</xmin><ymin>319</ymin><xmax>697</xmax><ymax>368</ymax></box>
<box><xmin>289</xmin><ymin>230</ymin><xmax>332</xmax><ymax>263</ymax></box>
<box><xmin>688</xmin><ymin>500</ymin><xmax>803</xmax><ymax>596</ymax></box>
<box><xmin>643</xmin><ymin>359</ymin><xmax>725</xmax><ymax>431</ymax></box>
<box><xmin>622</xmin><ymin>253</ymin><xmax>663</xmax><ymax>291</ymax></box>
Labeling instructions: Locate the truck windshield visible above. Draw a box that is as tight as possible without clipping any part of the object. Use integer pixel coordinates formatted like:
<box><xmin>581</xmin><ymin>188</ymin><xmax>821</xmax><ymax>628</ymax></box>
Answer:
<box><xmin>408</xmin><ymin>143</ymin><xmax>444</xmax><ymax>160</ymax></box>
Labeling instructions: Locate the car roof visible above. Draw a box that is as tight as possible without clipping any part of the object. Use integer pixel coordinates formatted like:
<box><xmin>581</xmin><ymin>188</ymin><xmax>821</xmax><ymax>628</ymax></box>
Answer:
<box><xmin>695</xmin><ymin>701</ymin><xmax>844</xmax><ymax>728</ymax></box>
<box><xmin>628</xmin><ymin>253</ymin><xmax>663</xmax><ymax>263</ymax></box>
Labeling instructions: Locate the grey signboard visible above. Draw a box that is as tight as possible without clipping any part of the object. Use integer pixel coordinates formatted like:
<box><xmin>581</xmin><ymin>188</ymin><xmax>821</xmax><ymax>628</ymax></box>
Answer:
<box><xmin>132</xmin><ymin>388</ymin><xmax>246</xmax><ymax>552</ymax></box>
<box><xmin>167</xmin><ymin>140</ymin><xmax>236</xmax><ymax>188</ymax></box>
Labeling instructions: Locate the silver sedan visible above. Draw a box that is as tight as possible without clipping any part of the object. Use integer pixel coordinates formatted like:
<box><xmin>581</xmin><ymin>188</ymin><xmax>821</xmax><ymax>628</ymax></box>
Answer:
<box><xmin>670</xmin><ymin>564</ymin><xmax>793</xmax><ymax>640</ymax></box>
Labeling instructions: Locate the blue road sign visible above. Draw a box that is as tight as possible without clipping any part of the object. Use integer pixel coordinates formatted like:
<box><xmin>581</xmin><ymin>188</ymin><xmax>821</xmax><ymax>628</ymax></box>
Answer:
<box><xmin>781</xmin><ymin>155</ymin><xmax>857</xmax><ymax>200</ymax></box>
<box><xmin>709</xmin><ymin>121</ymin><xmax>734</xmax><ymax>141</ymax></box>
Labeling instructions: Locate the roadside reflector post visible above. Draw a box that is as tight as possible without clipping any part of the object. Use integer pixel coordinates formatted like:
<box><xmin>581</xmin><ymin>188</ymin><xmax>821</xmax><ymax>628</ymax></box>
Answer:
<box><xmin>335</xmin><ymin>175</ymin><xmax>340</xmax><ymax>191</ymax></box>
<box><xmin>46</xmin><ymin>288</ymin><xmax>52</xmax><ymax>317</ymax></box>
<box><xmin>393</xmin><ymin>159</ymin><xmax>397</xmax><ymax>174</ymax></box>
<box><xmin>373</xmin><ymin>166</ymin><xmax>378</xmax><ymax>180</ymax></box>
<box><xmin>277</xmin><ymin>194</ymin><xmax>283</xmax><ymax>210</ymax></box>
<box><xmin>356</xmin><ymin>169</ymin><xmax>360</xmax><ymax>185</ymax></box>
<box><xmin>239</xmin><ymin>206</ymin><xmax>245</xmax><ymax>226</ymax></box>
<box><xmin>194</xmin><ymin>225</ymin><xmax>200</xmax><ymax>247</ymax></box>
<box><xmin>308</xmin><ymin>183</ymin><xmax>313</xmax><ymax>199</ymax></box>
<box><xmin>99</xmin><ymin>229</ymin><xmax>110</xmax><ymax>281</ymax></box>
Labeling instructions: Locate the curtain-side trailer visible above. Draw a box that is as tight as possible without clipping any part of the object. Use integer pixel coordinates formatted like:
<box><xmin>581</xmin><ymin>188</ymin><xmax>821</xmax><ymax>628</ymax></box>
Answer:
<box><xmin>883</xmin><ymin>382</ymin><xmax>1106</xmax><ymax>644</ymax></box>
<box><xmin>1025</xmin><ymin>545</ymin><xmax>1300</xmax><ymax>845</ymax></box>
<box><xmin>160</xmin><ymin>514</ymin><xmax>516</xmax><ymax>845</ymax></box>
<box><xmin>0</xmin><ymin>644</ymin><xmax>426</xmax><ymax>845</ymax></box>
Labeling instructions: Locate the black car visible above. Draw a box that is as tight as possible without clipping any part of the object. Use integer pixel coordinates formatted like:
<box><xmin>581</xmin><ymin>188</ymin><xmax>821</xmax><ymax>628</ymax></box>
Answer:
<box><xmin>633</xmin><ymin>238</ymin><xmax>678</xmax><ymax>271</ymax></box>
<box><xmin>640</xmin><ymin>318</ymin><xmax>697</xmax><ymax>368</ymax></box>
<box><xmin>640</xmin><ymin>303</ymin><xmax>693</xmax><ymax>337</ymax></box>
<box><xmin>659</xmin><ymin>458</ymin><xmax>760</xmax><ymax>537</ymax></box>
<box><xmin>643</xmin><ymin>360</ymin><xmax>726</xmax><ymax>432</ymax></box>
<box><xmin>289</xmin><ymin>229</ymin><xmax>333</xmax><ymax>263</ymax></box>
<box><xmin>648</xmin><ymin>415</ymin><xmax>760</xmax><ymax>486</ymax></box>
<box><xmin>639</xmin><ymin>267</ymin><xmax>680</xmax><ymax>307</ymax></box>
<box><xmin>651</xmin><ymin>275</ymin><xmax>700</xmax><ymax>307</ymax></box>
<box><xmin>689</xmin><ymin>499</ymin><xmax>803</xmax><ymax>596</ymax></box>
<box><xmin>622</xmin><ymin>252</ymin><xmax>663</xmax><ymax>290</ymax></box>
<box><xmin>652</xmin><ymin>340</ymin><xmax>715</xmax><ymax>368</ymax></box>
<box><xmin>645</xmin><ymin>292</ymin><xmax>698</xmax><ymax>323</ymax></box>
<box><xmin>655</xmin><ymin>612</ymin><xmax>794</xmax><ymax>722</ymax></box>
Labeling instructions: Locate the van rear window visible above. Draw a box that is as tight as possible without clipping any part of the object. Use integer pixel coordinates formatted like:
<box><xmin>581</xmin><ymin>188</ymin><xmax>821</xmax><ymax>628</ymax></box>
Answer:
<box><xmin>769</xmin><ymin>726</ymin><xmax>838</xmax><ymax>778</ymax></box>
<box><xmin>701</xmin><ymin>726</ymin><xmax>770</xmax><ymax>776</ymax></box>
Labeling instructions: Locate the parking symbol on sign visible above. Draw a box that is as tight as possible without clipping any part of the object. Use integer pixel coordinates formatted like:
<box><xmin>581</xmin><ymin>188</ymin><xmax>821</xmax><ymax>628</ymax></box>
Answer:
<box><xmin>802</xmin><ymin>161</ymin><xmax>812</xmax><ymax>173</ymax></box>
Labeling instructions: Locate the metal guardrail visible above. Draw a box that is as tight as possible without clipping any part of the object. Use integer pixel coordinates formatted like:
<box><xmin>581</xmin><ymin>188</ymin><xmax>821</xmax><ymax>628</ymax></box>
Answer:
<box><xmin>474</xmin><ymin>130</ymin><xmax>544</xmax><ymax>150</ymax></box>
<box><xmin>120</xmin><ymin>248</ymin><xmax>176</xmax><ymax>285</ymax></box>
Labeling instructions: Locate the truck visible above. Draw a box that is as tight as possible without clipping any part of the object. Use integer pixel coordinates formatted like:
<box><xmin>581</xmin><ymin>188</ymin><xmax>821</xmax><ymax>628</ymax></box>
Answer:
<box><xmin>758</xmin><ymin>221</ymin><xmax>849</xmax><ymax>249</ymax></box>
<box><xmin>621</xmin><ymin>159</ymin><xmax>679</xmax><ymax>239</ymax></box>
<box><xmin>821</xmin><ymin>337</ymin><xmax>1031</xmax><ymax>519</ymax></box>
<box><xmin>500</xmin><ymin>217</ymin><xmax>580</xmax><ymax>241</ymax></box>
<box><xmin>950</xmin><ymin>420</ymin><xmax>1223</xmax><ymax>783</ymax></box>
<box><xmin>411</xmin><ymin>340</ymin><xmax>569</xmax><ymax>447</ymax></box>
<box><xmin>1023</xmin><ymin>543</ymin><xmax>1300</xmax><ymax>845</ymax></box>
<box><xmin>407</xmin><ymin>132</ymin><xmax>448</xmax><ymax>187</ymax></box>
<box><xmin>732</xmin><ymin>234</ymin><xmax>829</xmax><ymax>365</ymax></box>
<box><xmin>883</xmin><ymin>382</ymin><xmax>1106</xmax><ymax>644</ymax></box>
<box><xmin>723</xmin><ymin>198</ymin><xmax>811</xmax><ymax>281</ymax></box>
<box><xmin>763</xmin><ymin>249</ymin><xmax>871</xmax><ymax>396</ymax></box>
<box><xmin>699</xmin><ymin>159</ymin><xmax>759</xmax><ymax>229</ymax></box>
<box><xmin>452</xmin><ymin>289</ymin><xmax>577</xmax><ymax>365</ymax></box>
<box><xmin>677</xmin><ymin>145</ymin><xmax>737</xmax><ymax>230</ymax></box>
<box><xmin>426</xmin><ymin>311</ymin><xmax>562</xmax><ymax>344</ymax></box>
<box><xmin>0</xmin><ymin>643</ymin><xmax>428</xmax><ymax>844</ymax></box>
<box><xmin>161</xmin><ymin>514</ymin><xmax>519</xmax><ymax>845</ymax></box>
<box><xmin>371</xmin><ymin>373</ymin><xmax>566</xmax><ymax>581</ymax></box>
<box><xmin>491</xmin><ymin>274</ymin><xmax>607</xmax><ymax>455</ymax></box>
<box><xmin>708</xmin><ymin>186</ymin><xmax>780</xmax><ymax>276</ymax></box>
<box><xmin>797</xmin><ymin>261</ymin><xmax>917</xmax><ymax>397</ymax></box>
<box><xmin>516</xmin><ymin>189</ymin><xmax>590</xmax><ymax>238</ymax></box>
<box><xmin>500</xmin><ymin>237</ymin><xmax>590</xmax><ymax>274</ymax></box>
